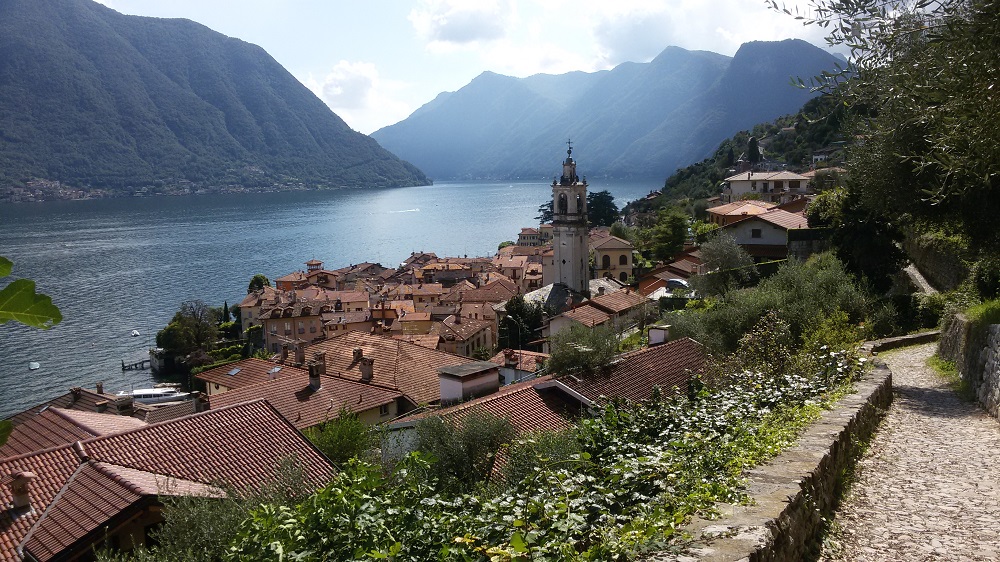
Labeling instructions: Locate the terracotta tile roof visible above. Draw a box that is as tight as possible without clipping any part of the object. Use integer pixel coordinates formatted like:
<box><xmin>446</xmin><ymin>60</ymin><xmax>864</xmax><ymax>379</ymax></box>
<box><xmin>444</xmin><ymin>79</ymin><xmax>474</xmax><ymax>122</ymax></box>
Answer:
<box><xmin>776</xmin><ymin>196</ymin><xmax>811</xmax><ymax>215</ymax></box>
<box><xmin>0</xmin><ymin>401</ymin><xmax>335</xmax><ymax>562</ymax></box>
<box><xmin>1</xmin><ymin>407</ymin><xmax>144</xmax><ymax>458</ymax></box>
<box><xmin>591</xmin><ymin>235</ymin><xmax>634</xmax><ymax>250</ymax></box>
<box><xmin>489</xmin><ymin>349</ymin><xmax>550</xmax><ymax>373</ymax></box>
<box><xmin>239</xmin><ymin>286</ymin><xmax>278</xmax><ymax>308</ymax></box>
<box><xmin>132</xmin><ymin>400</ymin><xmax>201</xmax><ymax>424</ymax></box>
<box><xmin>558</xmin><ymin>338</ymin><xmax>706</xmax><ymax>403</ymax></box>
<box><xmin>7</xmin><ymin>389</ymin><xmax>128</xmax><ymax>428</ymax></box>
<box><xmin>392</xmin><ymin>375</ymin><xmax>584</xmax><ymax>434</ymax></box>
<box><xmin>520</xmin><ymin>227</ymin><xmax>539</xmax><ymax>234</ymax></box>
<box><xmin>21</xmin><ymin>462</ymin><xmax>216</xmax><ymax>560</ymax></box>
<box><xmin>392</xmin><ymin>334</ymin><xmax>442</xmax><ymax>350</ymax></box>
<box><xmin>275</xmin><ymin>271</ymin><xmax>308</xmax><ymax>283</ymax></box>
<box><xmin>386</xmin><ymin>300</ymin><xmax>416</xmax><ymax>314</ymax></box>
<box><xmin>430</xmin><ymin>316</ymin><xmax>492</xmax><ymax>342</ymax></box>
<box><xmin>493</xmin><ymin>255</ymin><xmax>528</xmax><ymax>269</ymax></box>
<box><xmin>400</xmin><ymin>311</ymin><xmax>432</xmax><ymax>322</ymax></box>
<box><xmin>589</xmin><ymin>289</ymin><xmax>648</xmax><ymax>315</ymax></box>
<box><xmin>207</xmin><ymin>374</ymin><xmax>404</xmax><ymax>430</ymax></box>
<box><xmin>441</xmin><ymin>278</ymin><xmax>518</xmax><ymax>304</ymax></box>
<box><xmin>306</xmin><ymin>331</ymin><xmax>473</xmax><ymax>405</ymax></box>
<box><xmin>560</xmin><ymin>303</ymin><xmax>612</xmax><ymax>328</ymax></box>
<box><xmin>707</xmin><ymin>200</ymin><xmax>777</xmax><ymax>216</ymax></box>
<box><xmin>755</xmin><ymin>208</ymin><xmax>809</xmax><ymax>230</ymax></box>
<box><xmin>321</xmin><ymin>310</ymin><xmax>372</xmax><ymax>325</ymax></box>
<box><xmin>196</xmin><ymin>358</ymin><xmax>303</xmax><ymax>391</ymax></box>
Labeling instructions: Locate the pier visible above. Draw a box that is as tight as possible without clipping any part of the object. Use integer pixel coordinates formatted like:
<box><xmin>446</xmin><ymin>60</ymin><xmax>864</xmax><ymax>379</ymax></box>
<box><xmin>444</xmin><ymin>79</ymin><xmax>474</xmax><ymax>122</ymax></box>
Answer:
<box><xmin>122</xmin><ymin>358</ymin><xmax>151</xmax><ymax>371</ymax></box>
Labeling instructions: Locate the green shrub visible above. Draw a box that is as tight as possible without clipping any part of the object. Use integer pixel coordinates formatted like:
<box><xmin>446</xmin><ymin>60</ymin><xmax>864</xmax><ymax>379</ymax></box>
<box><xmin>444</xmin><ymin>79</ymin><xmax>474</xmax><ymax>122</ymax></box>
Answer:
<box><xmin>973</xmin><ymin>256</ymin><xmax>1000</xmax><ymax>299</ymax></box>
<box><xmin>305</xmin><ymin>408</ymin><xmax>381</xmax><ymax>467</ymax></box>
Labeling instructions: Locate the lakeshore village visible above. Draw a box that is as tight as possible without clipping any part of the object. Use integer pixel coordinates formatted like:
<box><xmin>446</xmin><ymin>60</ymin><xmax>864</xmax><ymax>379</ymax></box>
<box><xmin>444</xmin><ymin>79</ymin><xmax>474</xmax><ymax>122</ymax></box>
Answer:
<box><xmin>0</xmin><ymin>145</ymin><xmax>835</xmax><ymax>560</ymax></box>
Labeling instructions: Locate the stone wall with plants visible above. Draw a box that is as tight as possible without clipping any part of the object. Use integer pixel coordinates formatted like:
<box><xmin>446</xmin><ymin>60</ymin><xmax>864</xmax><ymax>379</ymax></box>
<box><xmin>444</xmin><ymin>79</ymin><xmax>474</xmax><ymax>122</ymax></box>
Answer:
<box><xmin>645</xmin><ymin>360</ymin><xmax>892</xmax><ymax>562</ymax></box>
<box><xmin>940</xmin><ymin>311</ymin><xmax>1000</xmax><ymax>418</ymax></box>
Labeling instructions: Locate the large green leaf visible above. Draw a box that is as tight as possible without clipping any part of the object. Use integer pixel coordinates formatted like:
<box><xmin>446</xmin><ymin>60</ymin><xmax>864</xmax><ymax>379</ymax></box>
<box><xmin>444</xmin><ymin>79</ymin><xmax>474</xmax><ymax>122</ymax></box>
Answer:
<box><xmin>0</xmin><ymin>278</ymin><xmax>62</xmax><ymax>329</ymax></box>
<box><xmin>0</xmin><ymin>256</ymin><xmax>12</xmax><ymax>277</ymax></box>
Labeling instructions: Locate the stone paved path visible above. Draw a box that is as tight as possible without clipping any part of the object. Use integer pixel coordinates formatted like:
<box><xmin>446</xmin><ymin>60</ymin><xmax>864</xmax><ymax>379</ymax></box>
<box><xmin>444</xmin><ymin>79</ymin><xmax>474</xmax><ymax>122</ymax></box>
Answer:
<box><xmin>820</xmin><ymin>343</ymin><xmax>1000</xmax><ymax>561</ymax></box>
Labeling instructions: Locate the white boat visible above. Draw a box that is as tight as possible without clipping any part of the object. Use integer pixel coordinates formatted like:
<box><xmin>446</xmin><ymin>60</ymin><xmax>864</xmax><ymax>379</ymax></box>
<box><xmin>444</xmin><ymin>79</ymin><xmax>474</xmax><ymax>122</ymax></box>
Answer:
<box><xmin>116</xmin><ymin>387</ymin><xmax>192</xmax><ymax>404</ymax></box>
<box><xmin>131</xmin><ymin>329</ymin><xmax>140</xmax><ymax>337</ymax></box>
<box><xmin>28</xmin><ymin>362</ymin><xmax>40</xmax><ymax>370</ymax></box>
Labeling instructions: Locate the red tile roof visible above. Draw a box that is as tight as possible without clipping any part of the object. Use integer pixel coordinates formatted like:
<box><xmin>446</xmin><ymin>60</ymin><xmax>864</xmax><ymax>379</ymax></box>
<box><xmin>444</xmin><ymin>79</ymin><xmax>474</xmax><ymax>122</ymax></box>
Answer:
<box><xmin>489</xmin><ymin>350</ymin><xmax>550</xmax><ymax>373</ymax></box>
<box><xmin>589</xmin><ymin>289</ymin><xmax>648</xmax><ymax>315</ymax></box>
<box><xmin>558</xmin><ymin>338</ymin><xmax>706</xmax><ymax>403</ymax></box>
<box><xmin>0</xmin><ymin>401</ymin><xmax>334</xmax><ymax>561</ymax></box>
<box><xmin>392</xmin><ymin>376</ymin><xmax>584</xmax><ymax>434</ymax></box>
<box><xmin>392</xmin><ymin>334</ymin><xmax>443</xmax><ymax>350</ymax></box>
<box><xmin>196</xmin><ymin>358</ymin><xmax>304</xmax><ymax>391</ymax></box>
<box><xmin>560</xmin><ymin>304</ymin><xmax>612</xmax><ymax>328</ymax></box>
<box><xmin>306</xmin><ymin>331</ymin><xmax>473</xmax><ymax>405</ymax></box>
<box><xmin>591</xmin><ymin>235</ymin><xmax>634</xmax><ymax>250</ymax></box>
<box><xmin>3</xmin><ymin>404</ymin><xmax>151</xmax><ymax>458</ymax></box>
<box><xmin>208</xmin><ymin>373</ymin><xmax>404</xmax><ymax>430</ymax></box>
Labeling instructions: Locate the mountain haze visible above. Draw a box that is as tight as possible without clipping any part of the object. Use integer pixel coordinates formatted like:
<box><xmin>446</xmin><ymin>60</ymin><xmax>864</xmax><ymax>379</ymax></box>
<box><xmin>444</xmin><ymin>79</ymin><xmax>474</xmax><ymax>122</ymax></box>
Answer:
<box><xmin>372</xmin><ymin>40</ymin><xmax>840</xmax><ymax>181</ymax></box>
<box><xmin>0</xmin><ymin>0</ymin><xmax>428</xmax><ymax>194</ymax></box>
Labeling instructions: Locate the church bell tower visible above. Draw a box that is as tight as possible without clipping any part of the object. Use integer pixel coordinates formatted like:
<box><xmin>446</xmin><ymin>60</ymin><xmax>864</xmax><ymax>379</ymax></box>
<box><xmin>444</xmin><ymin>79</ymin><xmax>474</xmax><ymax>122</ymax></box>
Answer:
<box><xmin>551</xmin><ymin>140</ymin><xmax>589</xmax><ymax>294</ymax></box>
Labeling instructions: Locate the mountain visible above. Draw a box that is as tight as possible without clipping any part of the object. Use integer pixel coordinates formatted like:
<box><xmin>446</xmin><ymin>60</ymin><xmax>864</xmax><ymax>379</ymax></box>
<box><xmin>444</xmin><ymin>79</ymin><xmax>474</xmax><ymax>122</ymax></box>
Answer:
<box><xmin>0</xmin><ymin>0</ymin><xmax>428</xmax><ymax>195</ymax></box>
<box><xmin>372</xmin><ymin>40</ymin><xmax>840</xmax><ymax>181</ymax></box>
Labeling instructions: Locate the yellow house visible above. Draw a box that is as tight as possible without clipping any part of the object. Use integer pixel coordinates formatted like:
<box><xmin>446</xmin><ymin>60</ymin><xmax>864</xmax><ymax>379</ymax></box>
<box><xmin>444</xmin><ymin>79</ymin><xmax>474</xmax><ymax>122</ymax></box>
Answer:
<box><xmin>592</xmin><ymin>235</ymin><xmax>635</xmax><ymax>283</ymax></box>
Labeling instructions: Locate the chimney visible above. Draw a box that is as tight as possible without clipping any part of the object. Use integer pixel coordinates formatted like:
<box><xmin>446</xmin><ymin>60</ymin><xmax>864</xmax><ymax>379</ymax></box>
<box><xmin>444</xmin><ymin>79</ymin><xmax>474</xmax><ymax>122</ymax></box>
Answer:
<box><xmin>598</xmin><ymin>286</ymin><xmax>605</xmax><ymax>295</ymax></box>
<box><xmin>95</xmin><ymin>381</ymin><xmax>104</xmax><ymax>395</ymax></box>
<box><xmin>648</xmin><ymin>325</ymin><xmax>671</xmax><ymax>347</ymax></box>
<box><xmin>10</xmin><ymin>471</ymin><xmax>36</xmax><ymax>510</ymax></box>
<box><xmin>353</xmin><ymin>347</ymin><xmax>364</xmax><ymax>361</ymax></box>
<box><xmin>313</xmin><ymin>352</ymin><xmax>327</xmax><ymax>376</ymax></box>
<box><xmin>295</xmin><ymin>346</ymin><xmax>305</xmax><ymax>366</ymax></box>
<box><xmin>503</xmin><ymin>349</ymin><xmax>517</xmax><ymax>369</ymax></box>
<box><xmin>359</xmin><ymin>357</ymin><xmax>374</xmax><ymax>383</ymax></box>
<box><xmin>281</xmin><ymin>344</ymin><xmax>289</xmax><ymax>362</ymax></box>
<box><xmin>308</xmin><ymin>362</ymin><xmax>322</xmax><ymax>391</ymax></box>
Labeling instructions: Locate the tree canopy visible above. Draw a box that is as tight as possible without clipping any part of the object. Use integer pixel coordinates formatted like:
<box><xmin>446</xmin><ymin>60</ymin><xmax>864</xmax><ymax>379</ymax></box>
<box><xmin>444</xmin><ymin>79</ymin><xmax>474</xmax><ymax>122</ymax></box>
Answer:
<box><xmin>586</xmin><ymin>190</ymin><xmax>620</xmax><ymax>227</ymax></box>
<box><xmin>247</xmin><ymin>274</ymin><xmax>271</xmax><ymax>294</ymax></box>
<box><xmin>771</xmin><ymin>0</ymin><xmax>1000</xmax><ymax>249</ymax></box>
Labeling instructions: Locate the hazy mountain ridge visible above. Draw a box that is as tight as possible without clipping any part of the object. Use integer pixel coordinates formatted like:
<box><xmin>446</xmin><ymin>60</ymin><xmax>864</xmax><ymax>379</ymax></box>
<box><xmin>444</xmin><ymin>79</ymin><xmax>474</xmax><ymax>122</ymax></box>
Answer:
<box><xmin>373</xmin><ymin>39</ymin><xmax>839</xmax><ymax>181</ymax></box>
<box><xmin>0</xmin><ymin>0</ymin><xmax>428</xmax><ymax>194</ymax></box>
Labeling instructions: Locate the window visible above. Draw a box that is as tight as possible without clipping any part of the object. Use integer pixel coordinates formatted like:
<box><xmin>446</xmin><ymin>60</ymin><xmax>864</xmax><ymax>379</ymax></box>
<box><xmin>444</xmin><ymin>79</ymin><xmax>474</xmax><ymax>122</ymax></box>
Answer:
<box><xmin>751</xmin><ymin>181</ymin><xmax>757</xmax><ymax>190</ymax></box>
<box><xmin>602</xmin><ymin>255</ymin><xmax>611</xmax><ymax>269</ymax></box>
<box><xmin>620</xmin><ymin>272</ymin><xmax>628</xmax><ymax>282</ymax></box>
<box><xmin>761</xmin><ymin>182</ymin><xmax>769</xmax><ymax>192</ymax></box>
<box><xmin>619</xmin><ymin>254</ymin><xmax>628</xmax><ymax>266</ymax></box>
<box><xmin>379</xmin><ymin>404</ymin><xmax>390</xmax><ymax>416</ymax></box>
<box><xmin>298</xmin><ymin>321</ymin><xmax>305</xmax><ymax>334</ymax></box>
<box><xmin>751</xmin><ymin>228</ymin><xmax>762</xmax><ymax>239</ymax></box>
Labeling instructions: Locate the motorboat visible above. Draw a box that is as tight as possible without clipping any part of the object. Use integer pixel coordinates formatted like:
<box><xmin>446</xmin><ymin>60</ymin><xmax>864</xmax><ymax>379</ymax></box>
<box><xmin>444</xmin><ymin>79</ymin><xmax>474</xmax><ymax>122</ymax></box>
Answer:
<box><xmin>28</xmin><ymin>362</ymin><xmax>40</xmax><ymax>370</ymax></box>
<box><xmin>116</xmin><ymin>387</ymin><xmax>192</xmax><ymax>404</ymax></box>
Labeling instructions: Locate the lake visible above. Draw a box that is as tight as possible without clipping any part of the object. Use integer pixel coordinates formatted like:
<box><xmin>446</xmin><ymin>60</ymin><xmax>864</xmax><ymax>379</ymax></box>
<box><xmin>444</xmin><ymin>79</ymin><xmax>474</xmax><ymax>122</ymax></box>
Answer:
<box><xmin>0</xmin><ymin>179</ymin><xmax>657</xmax><ymax>418</ymax></box>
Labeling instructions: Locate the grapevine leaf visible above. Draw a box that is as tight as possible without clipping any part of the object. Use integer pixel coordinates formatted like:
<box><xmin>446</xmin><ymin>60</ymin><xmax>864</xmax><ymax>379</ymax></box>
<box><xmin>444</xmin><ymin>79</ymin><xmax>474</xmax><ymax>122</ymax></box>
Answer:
<box><xmin>0</xmin><ymin>279</ymin><xmax>62</xmax><ymax>329</ymax></box>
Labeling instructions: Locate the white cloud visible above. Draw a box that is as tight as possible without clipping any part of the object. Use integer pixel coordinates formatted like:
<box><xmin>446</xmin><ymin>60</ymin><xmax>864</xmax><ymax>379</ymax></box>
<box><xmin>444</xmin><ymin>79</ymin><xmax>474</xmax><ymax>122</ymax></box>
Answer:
<box><xmin>302</xmin><ymin>61</ymin><xmax>412</xmax><ymax>135</ymax></box>
<box><xmin>591</xmin><ymin>7</ymin><xmax>674</xmax><ymax>66</ymax></box>
<box><xmin>409</xmin><ymin>0</ymin><xmax>514</xmax><ymax>51</ymax></box>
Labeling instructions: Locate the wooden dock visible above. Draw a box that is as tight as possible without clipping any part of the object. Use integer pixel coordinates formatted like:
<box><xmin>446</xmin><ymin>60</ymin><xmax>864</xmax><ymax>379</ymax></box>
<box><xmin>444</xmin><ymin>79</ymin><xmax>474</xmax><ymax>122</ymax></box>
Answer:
<box><xmin>122</xmin><ymin>359</ymin><xmax>151</xmax><ymax>371</ymax></box>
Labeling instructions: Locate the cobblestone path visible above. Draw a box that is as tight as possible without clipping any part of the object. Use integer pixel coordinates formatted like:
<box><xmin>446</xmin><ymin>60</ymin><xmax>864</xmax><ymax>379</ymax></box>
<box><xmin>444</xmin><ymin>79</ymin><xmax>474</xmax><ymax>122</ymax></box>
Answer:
<box><xmin>820</xmin><ymin>343</ymin><xmax>1000</xmax><ymax>561</ymax></box>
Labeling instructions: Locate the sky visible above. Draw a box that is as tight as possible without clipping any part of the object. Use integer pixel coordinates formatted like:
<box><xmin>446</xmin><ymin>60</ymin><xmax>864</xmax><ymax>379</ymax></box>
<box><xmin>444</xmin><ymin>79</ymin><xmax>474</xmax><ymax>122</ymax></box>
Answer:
<box><xmin>93</xmin><ymin>1</ymin><xmax>833</xmax><ymax>135</ymax></box>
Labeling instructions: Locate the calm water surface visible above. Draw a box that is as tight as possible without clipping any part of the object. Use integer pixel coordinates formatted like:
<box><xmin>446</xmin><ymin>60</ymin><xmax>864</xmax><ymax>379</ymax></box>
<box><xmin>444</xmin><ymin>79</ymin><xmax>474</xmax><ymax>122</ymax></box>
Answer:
<box><xmin>0</xmin><ymin>180</ymin><xmax>655</xmax><ymax>418</ymax></box>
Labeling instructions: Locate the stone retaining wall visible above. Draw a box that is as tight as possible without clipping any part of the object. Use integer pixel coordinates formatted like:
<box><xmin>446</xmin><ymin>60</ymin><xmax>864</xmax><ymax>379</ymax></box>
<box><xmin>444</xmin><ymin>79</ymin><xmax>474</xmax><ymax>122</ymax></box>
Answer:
<box><xmin>939</xmin><ymin>313</ymin><xmax>1000</xmax><ymax>418</ymax></box>
<box><xmin>647</xmin><ymin>345</ymin><xmax>903</xmax><ymax>561</ymax></box>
